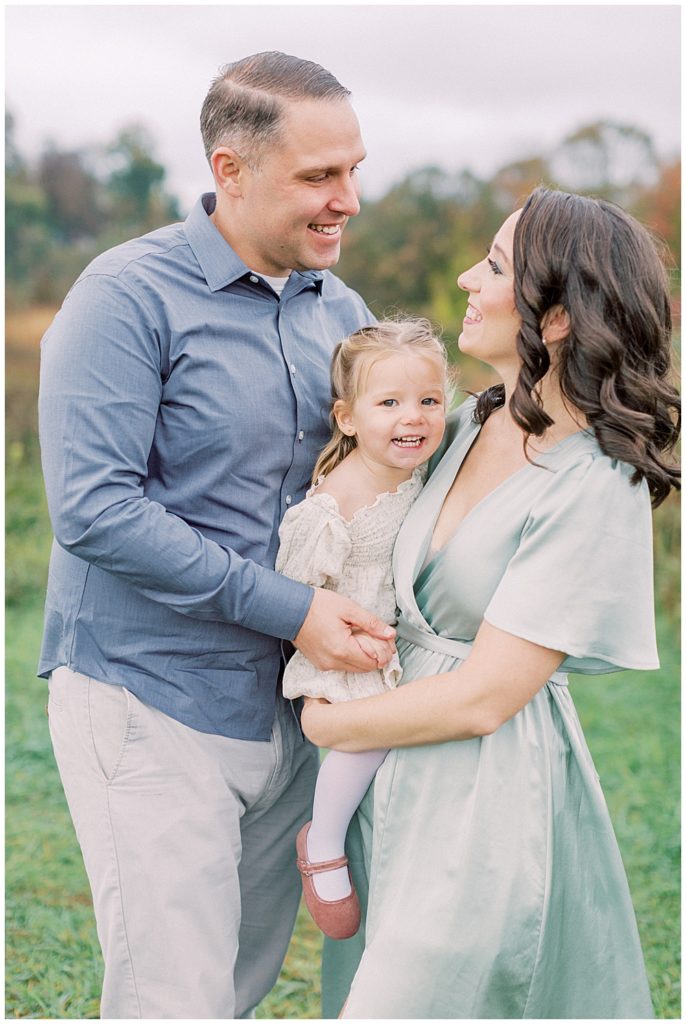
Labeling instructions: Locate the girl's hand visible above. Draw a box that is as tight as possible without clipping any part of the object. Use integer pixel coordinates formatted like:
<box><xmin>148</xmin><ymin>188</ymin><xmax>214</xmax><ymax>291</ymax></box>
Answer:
<box><xmin>352</xmin><ymin>631</ymin><xmax>395</xmax><ymax>666</ymax></box>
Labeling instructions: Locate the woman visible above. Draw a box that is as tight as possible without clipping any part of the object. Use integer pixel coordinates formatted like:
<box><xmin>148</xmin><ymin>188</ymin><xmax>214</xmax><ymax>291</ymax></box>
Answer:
<box><xmin>302</xmin><ymin>187</ymin><xmax>680</xmax><ymax>1019</ymax></box>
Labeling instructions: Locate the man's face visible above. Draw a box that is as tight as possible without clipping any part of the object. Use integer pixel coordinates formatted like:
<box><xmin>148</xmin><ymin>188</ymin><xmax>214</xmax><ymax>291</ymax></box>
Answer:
<box><xmin>231</xmin><ymin>98</ymin><xmax>366</xmax><ymax>276</ymax></box>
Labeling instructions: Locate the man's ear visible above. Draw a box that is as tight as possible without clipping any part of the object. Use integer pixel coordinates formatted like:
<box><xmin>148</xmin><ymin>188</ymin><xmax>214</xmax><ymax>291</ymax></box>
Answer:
<box><xmin>333</xmin><ymin>399</ymin><xmax>356</xmax><ymax>437</ymax></box>
<box><xmin>210</xmin><ymin>147</ymin><xmax>247</xmax><ymax>198</ymax></box>
<box><xmin>541</xmin><ymin>304</ymin><xmax>570</xmax><ymax>345</ymax></box>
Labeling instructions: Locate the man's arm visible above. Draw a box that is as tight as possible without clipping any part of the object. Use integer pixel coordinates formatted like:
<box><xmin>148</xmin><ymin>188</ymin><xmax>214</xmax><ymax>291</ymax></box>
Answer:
<box><xmin>39</xmin><ymin>274</ymin><xmax>392</xmax><ymax>671</ymax></box>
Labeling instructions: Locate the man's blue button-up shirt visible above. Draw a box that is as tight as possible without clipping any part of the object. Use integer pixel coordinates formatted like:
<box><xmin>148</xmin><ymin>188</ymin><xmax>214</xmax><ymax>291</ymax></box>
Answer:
<box><xmin>38</xmin><ymin>193</ymin><xmax>374</xmax><ymax>739</ymax></box>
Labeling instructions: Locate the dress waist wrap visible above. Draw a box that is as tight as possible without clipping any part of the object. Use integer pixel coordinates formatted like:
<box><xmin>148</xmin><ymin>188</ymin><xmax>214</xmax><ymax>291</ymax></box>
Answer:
<box><xmin>395</xmin><ymin>617</ymin><xmax>569</xmax><ymax>687</ymax></box>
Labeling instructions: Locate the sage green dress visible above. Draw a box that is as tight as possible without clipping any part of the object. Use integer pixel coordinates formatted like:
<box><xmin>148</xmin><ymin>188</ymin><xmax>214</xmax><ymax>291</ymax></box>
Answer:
<box><xmin>322</xmin><ymin>397</ymin><xmax>658</xmax><ymax>1019</ymax></box>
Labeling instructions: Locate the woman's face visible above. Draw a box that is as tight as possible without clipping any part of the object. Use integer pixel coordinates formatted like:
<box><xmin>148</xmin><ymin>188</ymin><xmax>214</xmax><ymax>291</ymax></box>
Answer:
<box><xmin>457</xmin><ymin>210</ymin><xmax>522</xmax><ymax>370</ymax></box>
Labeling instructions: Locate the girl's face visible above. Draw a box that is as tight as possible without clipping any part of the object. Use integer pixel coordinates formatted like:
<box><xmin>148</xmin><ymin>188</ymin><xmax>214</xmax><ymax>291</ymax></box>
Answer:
<box><xmin>457</xmin><ymin>211</ymin><xmax>522</xmax><ymax>370</ymax></box>
<box><xmin>335</xmin><ymin>351</ymin><xmax>446</xmax><ymax>474</ymax></box>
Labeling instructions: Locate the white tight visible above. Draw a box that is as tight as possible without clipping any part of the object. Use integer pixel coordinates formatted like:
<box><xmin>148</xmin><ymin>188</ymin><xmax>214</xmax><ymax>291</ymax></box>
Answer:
<box><xmin>306</xmin><ymin>748</ymin><xmax>388</xmax><ymax>901</ymax></box>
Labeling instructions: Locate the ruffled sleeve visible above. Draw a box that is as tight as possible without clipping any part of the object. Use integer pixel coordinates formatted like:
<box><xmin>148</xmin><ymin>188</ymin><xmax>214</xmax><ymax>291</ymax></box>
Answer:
<box><xmin>275</xmin><ymin>496</ymin><xmax>353</xmax><ymax>588</ymax></box>
<box><xmin>484</xmin><ymin>452</ymin><xmax>659</xmax><ymax>674</ymax></box>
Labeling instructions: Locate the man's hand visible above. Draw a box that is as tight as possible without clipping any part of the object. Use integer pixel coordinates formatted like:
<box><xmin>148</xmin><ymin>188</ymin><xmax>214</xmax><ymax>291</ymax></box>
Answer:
<box><xmin>294</xmin><ymin>588</ymin><xmax>396</xmax><ymax>673</ymax></box>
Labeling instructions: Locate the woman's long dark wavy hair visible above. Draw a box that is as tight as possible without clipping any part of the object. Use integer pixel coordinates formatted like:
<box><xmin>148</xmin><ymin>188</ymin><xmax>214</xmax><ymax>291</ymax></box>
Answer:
<box><xmin>475</xmin><ymin>187</ymin><xmax>680</xmax><ymax>507</ymax></box>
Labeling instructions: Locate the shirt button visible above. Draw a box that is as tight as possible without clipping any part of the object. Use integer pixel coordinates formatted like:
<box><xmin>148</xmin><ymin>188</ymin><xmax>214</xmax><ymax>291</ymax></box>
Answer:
<box><xmin>285</xmin><ymin>495</ymin><xmax>292</xmax><ymax>505</ymax></box>
<box><xmin>290</xmin><ymin>364</ymin><xmax>297</xmax><ymax>374</ymax></box>
<box><xmin>298</xmin><ymin>430</ymin><xmax>304</xmax><ymax>441</ymax></box>
<box><xmin>249</xmin><ymin>274</ymin><xmax>259</xmax><ymax>283</ymax></box>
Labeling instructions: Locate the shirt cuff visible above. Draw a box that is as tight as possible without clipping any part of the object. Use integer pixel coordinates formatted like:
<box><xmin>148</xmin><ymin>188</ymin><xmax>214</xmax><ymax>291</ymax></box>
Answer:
<box><xmin>240</xmin><ymin>565</ymin><xmax>314</xmax><ymax>641</ymax></box>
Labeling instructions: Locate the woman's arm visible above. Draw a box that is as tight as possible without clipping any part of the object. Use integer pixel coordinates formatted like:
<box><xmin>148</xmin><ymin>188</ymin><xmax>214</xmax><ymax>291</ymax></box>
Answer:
<box><xmin>301</xmin><ymin>621</ymin><xmax>564</xmax><ymax>751</ymax></box>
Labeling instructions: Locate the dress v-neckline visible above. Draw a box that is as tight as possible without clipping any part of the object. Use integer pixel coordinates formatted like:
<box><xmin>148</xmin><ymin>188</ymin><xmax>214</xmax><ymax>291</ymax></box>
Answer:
<box><xmin>420</xmin><ymin>421</ymin><xmax>589</xmax><ymax>576</ymax></box>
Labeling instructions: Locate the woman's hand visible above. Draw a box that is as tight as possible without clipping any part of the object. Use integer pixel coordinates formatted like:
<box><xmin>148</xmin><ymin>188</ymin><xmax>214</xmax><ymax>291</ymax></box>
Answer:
<box><xmin>301</xmin><ymin>696</ymin><xmax>337</xmax><ymax>747</ymax></box>
<box><xmin>302</xmin><ymin>696</ymin><xmax>330</xmax><ymax>710</ymax></box>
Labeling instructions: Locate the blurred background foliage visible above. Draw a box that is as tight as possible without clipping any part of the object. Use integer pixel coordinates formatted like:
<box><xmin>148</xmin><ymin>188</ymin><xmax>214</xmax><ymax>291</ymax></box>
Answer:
<box><xmin>6</xmin><ymin>113</ymin><xmax>181</xmax><ymax>308</ymax></box>
<box><xmin>5</xmin><ymin>110</ymin><xmax>680</xmax><ymax>1018</ymax></box>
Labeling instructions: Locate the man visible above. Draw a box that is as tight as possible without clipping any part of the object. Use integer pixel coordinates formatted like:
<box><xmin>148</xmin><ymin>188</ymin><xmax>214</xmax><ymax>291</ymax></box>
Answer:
<box><xmin>38</xmin><ymin>51</ymin><xmax>392</xmax><ymax>1019</ymax></box>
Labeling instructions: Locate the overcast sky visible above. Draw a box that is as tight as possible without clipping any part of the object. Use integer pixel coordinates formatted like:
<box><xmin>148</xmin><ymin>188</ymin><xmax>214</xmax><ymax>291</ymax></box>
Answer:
<box><xmin>5</xmin><ymin>3</ymin><xmax>681</xmax><ymax>213</ymax></box>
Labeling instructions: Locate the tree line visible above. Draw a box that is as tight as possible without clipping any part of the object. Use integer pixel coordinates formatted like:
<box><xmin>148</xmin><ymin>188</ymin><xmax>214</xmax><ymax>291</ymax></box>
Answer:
<box><xmin>6</xmin><ymin>114</ymin><xmax>181</xmax><ymax>306</ymax></box>
<box><xmin>6</xmin><ymin>113</ymin><xmax>680</xmax><ymax>340</ymax></box>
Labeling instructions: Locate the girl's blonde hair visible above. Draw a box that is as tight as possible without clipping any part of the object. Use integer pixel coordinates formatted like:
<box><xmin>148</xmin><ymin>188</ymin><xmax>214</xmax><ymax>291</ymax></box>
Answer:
<box><xmin>312</xmin><ymin>318</ymin><xmax>454</xmax><ymax>484</ymax></box>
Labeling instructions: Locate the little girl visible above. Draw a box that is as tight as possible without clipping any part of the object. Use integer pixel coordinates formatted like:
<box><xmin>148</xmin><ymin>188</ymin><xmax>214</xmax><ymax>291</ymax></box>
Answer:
<box><xmin>276</xmin><ymin>319</ymin><xmax>452</xmax><ymax>939</ymax></box>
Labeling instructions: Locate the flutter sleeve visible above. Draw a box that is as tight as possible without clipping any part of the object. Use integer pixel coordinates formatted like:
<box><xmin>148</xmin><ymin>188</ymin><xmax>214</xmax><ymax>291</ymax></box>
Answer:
<box><xmin>275</xmin><ymin>496</ymin><xmax>353</xmax><ymax>589</ymax></box>
<box><xmin>484</xmin><ymin>452</ymin><xmax>659</xmax><ymax>674</ymax></box>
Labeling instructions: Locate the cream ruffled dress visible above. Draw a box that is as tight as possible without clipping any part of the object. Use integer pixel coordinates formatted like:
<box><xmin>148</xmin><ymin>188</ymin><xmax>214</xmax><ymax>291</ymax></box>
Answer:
<box><xmin>276</xmin><ymin>469</ymin><xmax>423</xmax><ymax>702</ymax></box>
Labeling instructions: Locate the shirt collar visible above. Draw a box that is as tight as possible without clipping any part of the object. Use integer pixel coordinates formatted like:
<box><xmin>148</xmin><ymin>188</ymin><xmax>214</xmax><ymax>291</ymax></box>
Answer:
<box><xmin>184</xmin><ymin>193</ymin><xmax>324</xmax><ymax>294</ymax></box>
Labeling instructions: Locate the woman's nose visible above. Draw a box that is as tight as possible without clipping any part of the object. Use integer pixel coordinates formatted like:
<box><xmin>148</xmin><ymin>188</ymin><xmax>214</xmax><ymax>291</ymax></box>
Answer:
<box><xmin>458</xmin><ymin>268</ymin><xmax>475</xmax><ymax>292</ymax></box>
<box><xmin>457</xmin><ymin>262</ymin><xmax>480</xmax><ymax>293</ymax></box>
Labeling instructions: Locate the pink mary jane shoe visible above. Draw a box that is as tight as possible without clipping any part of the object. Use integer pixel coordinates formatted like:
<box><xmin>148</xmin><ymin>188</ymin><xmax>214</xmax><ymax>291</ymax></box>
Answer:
<box><xmin>296</xmin><ymin>822</ymin><xmax>361</xmax><ymax>940</ymax></box>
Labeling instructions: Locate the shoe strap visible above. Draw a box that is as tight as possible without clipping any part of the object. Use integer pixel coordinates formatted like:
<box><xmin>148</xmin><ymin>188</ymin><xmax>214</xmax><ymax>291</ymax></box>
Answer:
<box><xmin>297</xmin><ymin>853</ymin><xmax>349</xmax><ymax>877</ymax></box>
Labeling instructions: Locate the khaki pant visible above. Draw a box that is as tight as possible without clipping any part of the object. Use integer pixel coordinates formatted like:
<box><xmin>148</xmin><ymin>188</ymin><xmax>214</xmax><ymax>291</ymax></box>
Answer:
<box><xmin>48</xmin><ymin>667</ymin><xmax>318</xmax><ymax>1019</ymax></box>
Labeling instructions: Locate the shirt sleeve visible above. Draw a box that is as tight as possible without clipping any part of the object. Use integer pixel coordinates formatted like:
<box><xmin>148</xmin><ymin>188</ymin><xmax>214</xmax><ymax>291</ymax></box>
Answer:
<box><xmin>276</xmin><ymin>498</ymin><xmax>353</xmax><ymax>587</ymax></box>
<box><xmin>484</xmin><ymin>453</ymin><xmax>659</xmax><ymax>674</ymax></box>
<box><xmin>38</xmin><ymin>273</ymin><xmax>313</xmax><ymax>641</ymax></box>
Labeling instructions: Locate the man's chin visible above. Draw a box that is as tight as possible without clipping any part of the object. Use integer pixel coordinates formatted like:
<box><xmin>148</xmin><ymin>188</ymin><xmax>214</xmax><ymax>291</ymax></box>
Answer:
<box><xmin>298</xmin><ymin>245</ymin><xmax>342</xmax><ymax>273</ymax></box>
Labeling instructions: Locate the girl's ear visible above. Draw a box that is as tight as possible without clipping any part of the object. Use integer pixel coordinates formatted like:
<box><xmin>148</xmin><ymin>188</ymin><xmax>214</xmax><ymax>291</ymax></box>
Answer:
<box><xmin>540</xmin><ymin>305</ymin><xmax>571</xmax><ymax>345</ymax></box>
<box><xmin>333</xmin><ymin>399</ymin><xmax>356</xmax><ymax>437</ymax></box>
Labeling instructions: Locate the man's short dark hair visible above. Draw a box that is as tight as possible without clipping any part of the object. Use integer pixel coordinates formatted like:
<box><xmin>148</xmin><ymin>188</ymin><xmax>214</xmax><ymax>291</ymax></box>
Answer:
<box><xmin>200</xmin><ymin>51</ymin><xmax>351</xmax><ymax>166</ymax></box>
